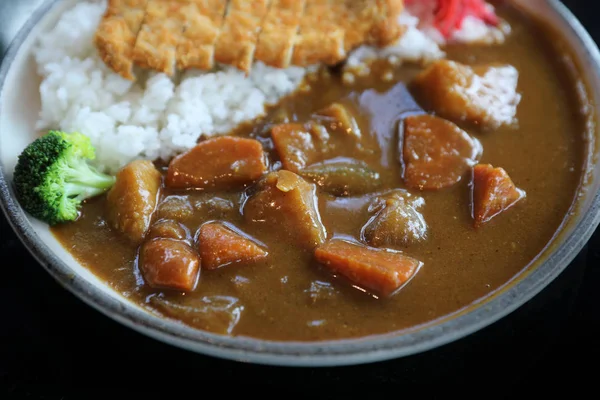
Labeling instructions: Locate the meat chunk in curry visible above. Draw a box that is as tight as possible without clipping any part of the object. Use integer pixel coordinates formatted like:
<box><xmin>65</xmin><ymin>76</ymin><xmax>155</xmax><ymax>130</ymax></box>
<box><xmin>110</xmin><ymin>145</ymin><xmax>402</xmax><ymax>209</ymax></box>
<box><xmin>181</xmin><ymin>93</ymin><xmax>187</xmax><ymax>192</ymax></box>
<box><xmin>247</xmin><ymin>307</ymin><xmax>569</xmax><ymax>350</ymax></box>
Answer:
<box><xmin>472</xmin><ymin>164</ymin><xmax>526</xmax><ymax>227</ymax></box>
<box><xmin>106</xmin><ymin>160</ymin><xmax>161</xmax><ymax>243</ymax></box>
<box><xmin>411</xmin><ymin>60</ymin><xmax>521</xmax><ymax>130</ymax></box>
<box><xmin>243</xmin><ymin>170</ymin><xmax>326</xmax><ymax>250</ymax></box>
<box><xmin>402</xmin><ymin>114</ymin><xmax>482</xmax><ymax>190</ymax></box>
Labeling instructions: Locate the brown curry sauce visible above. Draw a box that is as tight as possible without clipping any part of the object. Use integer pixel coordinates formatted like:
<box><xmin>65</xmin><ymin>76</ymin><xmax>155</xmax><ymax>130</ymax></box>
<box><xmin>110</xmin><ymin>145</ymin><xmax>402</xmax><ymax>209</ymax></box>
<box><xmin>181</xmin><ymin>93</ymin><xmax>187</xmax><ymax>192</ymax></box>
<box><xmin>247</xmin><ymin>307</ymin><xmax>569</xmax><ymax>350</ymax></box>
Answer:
<box><xmin>52</xmin><ymin>7</ymin><xmax>587</xmax><ymax>341</ymax></box>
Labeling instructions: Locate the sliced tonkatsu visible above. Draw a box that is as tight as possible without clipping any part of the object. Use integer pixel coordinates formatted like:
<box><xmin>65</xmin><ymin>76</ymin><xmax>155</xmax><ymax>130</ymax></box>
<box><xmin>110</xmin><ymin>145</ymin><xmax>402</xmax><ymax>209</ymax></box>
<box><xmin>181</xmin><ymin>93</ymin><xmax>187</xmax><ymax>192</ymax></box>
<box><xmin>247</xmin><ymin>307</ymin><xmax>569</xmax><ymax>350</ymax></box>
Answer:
<box><xmin>95</xmin><ymin>0</ymin><xmax>406</xmax><ymax>79</ymax></box>
<box><xmin>131</xmin><ymin>0</ymin><xmax>187</xmax><ymax>76</ymax></box>
<box><xmin>94</xmin><ymin>0</ymin><xmax>149</xmax><ymax>80</ymax></box>
<box><xmin>254</xmin><ymin>0</ymin><xmax>306</xmax><ymax>69</ymax></box>
<box><xmin>176</xmin><ymin>0</ymin><xmax>229</xmax><ymax>71</ymax></box>
<box><xmin>213</xmin><ymin>0</ymin><xmax>272</xmax><ymax>72</ymax></box>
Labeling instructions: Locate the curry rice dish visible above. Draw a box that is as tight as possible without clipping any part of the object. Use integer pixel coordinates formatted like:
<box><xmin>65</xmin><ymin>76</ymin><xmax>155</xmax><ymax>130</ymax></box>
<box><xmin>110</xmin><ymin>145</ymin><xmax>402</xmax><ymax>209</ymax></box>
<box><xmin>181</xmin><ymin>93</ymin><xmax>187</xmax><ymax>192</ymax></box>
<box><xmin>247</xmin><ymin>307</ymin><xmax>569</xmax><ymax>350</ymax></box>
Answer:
<box><xmin>14</xmin><ymin>0</ymin><xmax>591</xmax><ymax>341</ymax></box>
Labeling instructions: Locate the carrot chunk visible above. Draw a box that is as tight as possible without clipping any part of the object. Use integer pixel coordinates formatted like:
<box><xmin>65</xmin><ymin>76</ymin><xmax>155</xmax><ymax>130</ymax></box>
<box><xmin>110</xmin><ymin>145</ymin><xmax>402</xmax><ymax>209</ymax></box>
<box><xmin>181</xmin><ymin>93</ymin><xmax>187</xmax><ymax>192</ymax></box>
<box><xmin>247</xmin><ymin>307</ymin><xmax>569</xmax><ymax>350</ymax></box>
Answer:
<box><xmin>198</xmin><ymin>222</ymin><xmax>268</xmax><ymax>270</ymax></box>
<box><xmin>472</xmin><ymin>164</ymin><xmax>525</xmax><ymax>227</ymax></box>
<box><xmin>403</xmin><ymin>114</ymin><xmax>481</xmax><ymax>190</ymax></box>
<box><xmin>166</xmin><ymin>136</ymin><xmax>267</xmax><ymax>190</ymax></box>
<box><xmin>139</xmin><ymin>238</ymin><xmax>201</xmax><ymax>292</ymax></box>
<box><xmin>314</xmin><ymin>239</ymin><xmax>422</xmax><ymax>297</ymax></box>
<box><xmin>271</xmin><ymin>123</ymin><xmax>317</xmax><ymax>173</ymax></box>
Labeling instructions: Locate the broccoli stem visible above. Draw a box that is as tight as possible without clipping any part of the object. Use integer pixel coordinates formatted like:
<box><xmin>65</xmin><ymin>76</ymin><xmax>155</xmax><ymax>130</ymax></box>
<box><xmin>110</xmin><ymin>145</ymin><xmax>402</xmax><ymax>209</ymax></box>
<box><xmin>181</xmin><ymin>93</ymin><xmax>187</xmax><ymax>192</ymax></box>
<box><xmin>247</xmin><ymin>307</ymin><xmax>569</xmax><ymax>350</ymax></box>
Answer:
<box><xmin>64</xmin><ymin>182</ymin><xmax>112</xmax><ymax>201</ymax></box>
<box><xmin>64</xmin><ymin>158</ymin><xmax>116</xmax><ymax>190</ymax></box>
<box><xmin>59</xmin><ymin>158</ymin><xmax>116</xmax><ymax>202</ymax></box>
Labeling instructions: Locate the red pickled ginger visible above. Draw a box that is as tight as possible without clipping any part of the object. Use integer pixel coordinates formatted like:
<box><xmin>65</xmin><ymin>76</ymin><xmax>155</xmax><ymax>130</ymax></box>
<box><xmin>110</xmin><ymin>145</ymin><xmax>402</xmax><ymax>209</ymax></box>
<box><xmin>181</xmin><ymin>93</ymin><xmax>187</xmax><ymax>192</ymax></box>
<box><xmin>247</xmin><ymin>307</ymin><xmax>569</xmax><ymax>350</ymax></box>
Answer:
<box><xmin>405</xmin><ymin>0</ymin><xmax>500</xmax><ymax>38</ymax></box>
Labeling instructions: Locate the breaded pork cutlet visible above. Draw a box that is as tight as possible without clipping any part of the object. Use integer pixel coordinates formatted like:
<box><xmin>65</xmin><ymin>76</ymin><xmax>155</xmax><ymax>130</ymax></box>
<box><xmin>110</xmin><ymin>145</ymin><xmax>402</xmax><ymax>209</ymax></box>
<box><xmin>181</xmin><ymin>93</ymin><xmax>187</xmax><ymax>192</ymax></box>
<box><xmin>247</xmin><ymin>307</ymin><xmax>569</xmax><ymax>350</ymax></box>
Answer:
<box><xmin>341</xmin><ymin>0</ymin><xmax>406</xmax><ymax>51</ymax></box>
<box><xmin>254</xmin><ymin>0</ymin><xmax>306</xmax><ymax>69</ymax></box>
<box><xmin>291</xmin><ymin>0</ymin><xmax>404</xmax><ymax>67</ymax></box>
<box><xmin>256</xmin><ymin>0</ymin><xmax>404</xmax><ymax>68</ymax></box>
<box><xmin>373</xmin><ymin>0</ymin><xmax>407</xmax><ymax>45</ymax></box>
<box><xmin>213</xmin><ymin>0</ymin><xmax>272</xmax><ymax>73</ymax></box>
<box><xmin>132</xmin><ymin>1</ymin><xmax>187</xmax><ymax>76</ymax></box>
<box><xmin>95</xmin><ymin>0</ymin><xmax>149</xmax><ymax>80</ymax></box>
<box><xmin>291</xmin><ymin>0</ymin><xmax>347</xmax><ymax>67</ymax></box>
<box><xmin>177</xmin><ymin>0</ymin><xmax>228</xmax><ymax>71</ymax></box>
<box><xmin>95</xmin><ymin>0</ymin><xmax>406</xmax><ymax>80</ymax></box>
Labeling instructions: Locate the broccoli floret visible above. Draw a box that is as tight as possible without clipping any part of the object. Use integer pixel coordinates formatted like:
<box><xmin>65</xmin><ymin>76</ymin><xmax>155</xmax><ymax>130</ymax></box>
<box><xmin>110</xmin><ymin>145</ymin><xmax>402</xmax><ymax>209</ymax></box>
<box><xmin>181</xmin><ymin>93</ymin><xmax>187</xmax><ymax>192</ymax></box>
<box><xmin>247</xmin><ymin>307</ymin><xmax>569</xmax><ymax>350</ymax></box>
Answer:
<box><xmin>13</xmin><ymin>130</ymin><xmax>116</xmax><ymax>225</ymax></box>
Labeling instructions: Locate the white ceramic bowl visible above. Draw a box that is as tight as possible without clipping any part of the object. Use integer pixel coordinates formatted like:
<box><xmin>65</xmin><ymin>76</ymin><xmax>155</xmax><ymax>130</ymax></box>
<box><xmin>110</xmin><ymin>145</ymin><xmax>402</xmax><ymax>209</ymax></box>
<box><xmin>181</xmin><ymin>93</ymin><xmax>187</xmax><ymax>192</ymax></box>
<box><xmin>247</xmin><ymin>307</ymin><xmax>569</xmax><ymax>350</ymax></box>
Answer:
<box><xmin>1</xmin><ymin>0</ymin><xmax>600</xmax><ymax>366</ymax></box>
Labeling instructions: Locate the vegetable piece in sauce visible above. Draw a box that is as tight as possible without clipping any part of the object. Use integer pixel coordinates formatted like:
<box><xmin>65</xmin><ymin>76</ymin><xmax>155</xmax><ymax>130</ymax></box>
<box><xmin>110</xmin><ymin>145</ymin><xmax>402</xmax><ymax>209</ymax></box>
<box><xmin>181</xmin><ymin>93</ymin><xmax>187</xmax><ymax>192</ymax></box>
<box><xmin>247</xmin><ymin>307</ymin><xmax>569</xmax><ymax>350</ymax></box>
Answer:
<box><xmin>271</xmin><ymin>123</ymin><xmax>318</xmax><ymax>173</ymax></box>
<box><xmin>300</xmin><ymin>160</ymin><xmax>381</xmax><ymax>196</ymax></box>
<box><xmin>139</xmin><ymin>238</ymin><xmax>201</xmax><ymax>292</ymax></box>
<box><xmin>13</xmin><ymin>130</ymin><xmax>116</xmax><ymax>226</ymax></box>
<box><xmin>244</xmin><ymin>170</ymin><xmax>327</xmax><ymax>249</ymax></box>
<box><xmin>472</xmin><ymin>164</ymin><xmax>526</xmax><ymax>227</ymax></box>
<box><xmin>166</xmin><ymin>136</ymin><xmax>267</xmax><ymax>190</ymax></box>
<box><xmin>106</xmin><ymin>160</ymin><xmax>161</xmax><ymax>243</ymax></box>
<box><xmin>403</xmin><ymin>114</ymin><xmax>481</xmax><ymax>190</ymax></box>
<box><xmin>362</xmin><ymin>190</ymin><xmax>427</xmax><ymax>248</ymax></box>
<box><xmin>411</xmin><ymin>60</ymin><xmax>521</xmax><ymax>130</ymax></box>
<box><xmin>306</xmin><ymin>121</ymin><xmax>331</xmax><ymax>144</ymax></box>
<box><xmin>157</xmin><ymin>195</ymin><xmax>194</xmax><ymax>221</ymax></box>
<box><xmin>197</xmin><ymin>222</ymin><xmax>268</xmax><ymax>270</ymax></box>
<box><xmin>314</xmin><ymin>239</ymin><xmax>422</xmax><ymax>298</ymax></box>
<box><xmin>147</xmin><ymin>219</ymin><xmax>190</xmax><ymax>242</ymax></box>
<box><xmin>192</xmin><ymin>194</ymin><xmax>238</xmax><ymax>219</ymax></box>
<box><xmin>315</xmin><ymin>103</ymin><xmax>361</xmax><ymax>138</ymax></box>
<box><xmin>149</xmin><ymin>295</ymin><xmax>243</xmax><ymax>335</ymax></box>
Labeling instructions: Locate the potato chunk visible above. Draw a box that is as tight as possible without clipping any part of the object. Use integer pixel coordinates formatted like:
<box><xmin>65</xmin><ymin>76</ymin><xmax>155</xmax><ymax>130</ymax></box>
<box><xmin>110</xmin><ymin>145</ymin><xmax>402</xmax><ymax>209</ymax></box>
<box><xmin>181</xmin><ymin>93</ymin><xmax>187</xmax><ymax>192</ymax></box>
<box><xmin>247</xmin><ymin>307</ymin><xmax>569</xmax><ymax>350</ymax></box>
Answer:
<box><xmin>166</xmin><ymin>136</ymin><xmax>267</xmax><ymax>190</ymax></box>
<box><xmin>198</xmin><ymin>222</ymin><xmax>268</xmax><ymax>270</ymax></box>
<box><xmin>472</xmin><ymin>164</ymin><xmax>526</xmax><ymax>227</ymax></box>
<box><xmin>411</xmin><ymin>60</ymin><xmax>521</xmax><ymax>130</ymax></box>
<box><xmin>139</xmin><ymin>238</ymin><xmax>201</xmax><ymax>292</ymax></box>
<box><xmin>315</xmin><ymin>103</ymin><xmax>361</xmax><ymax>138</ymax></box>
<box><xmin>403</xmin><ymin>114</ymin><xmax>481</xmax><ymax>190</ymax></box>
<box><xmin>271</xmin><ymin>123</ymin><xmax>318</xmax><ymax>173</ymax></box>
<box><xmin>244</xmin><ymin>170</ymin><xmax>326</xmax><ymax>249</ymax></box>
<box><xmin>106</xmin><ymin>160</ymin><xmax>161</xmax><ymax>243</ymax></box>
<box><xmin>314</xmin><ymin>239</ymin><xmax>422</xmax><ymax>298</ymax></box>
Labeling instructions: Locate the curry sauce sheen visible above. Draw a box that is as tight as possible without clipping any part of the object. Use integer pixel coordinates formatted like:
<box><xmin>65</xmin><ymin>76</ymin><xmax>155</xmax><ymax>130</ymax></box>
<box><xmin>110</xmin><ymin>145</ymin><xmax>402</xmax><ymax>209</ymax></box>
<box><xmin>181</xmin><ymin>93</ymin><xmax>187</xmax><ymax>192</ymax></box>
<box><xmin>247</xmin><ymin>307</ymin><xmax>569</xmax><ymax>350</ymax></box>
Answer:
<box><xmin>52</xmin><ymin>7</ymin><xmax>587</xmax><ymax>341</ymax></box>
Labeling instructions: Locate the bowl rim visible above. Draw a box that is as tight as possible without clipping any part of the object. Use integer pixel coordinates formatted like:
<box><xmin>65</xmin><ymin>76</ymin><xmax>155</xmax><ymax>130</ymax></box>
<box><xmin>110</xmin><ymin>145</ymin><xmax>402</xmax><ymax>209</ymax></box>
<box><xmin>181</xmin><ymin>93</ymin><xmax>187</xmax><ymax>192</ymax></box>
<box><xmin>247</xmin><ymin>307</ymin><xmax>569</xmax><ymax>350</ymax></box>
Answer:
<box><xmin>1</xmin><ymin>0</ymin><xmax>600</xmax><ymax>367</ymax></box>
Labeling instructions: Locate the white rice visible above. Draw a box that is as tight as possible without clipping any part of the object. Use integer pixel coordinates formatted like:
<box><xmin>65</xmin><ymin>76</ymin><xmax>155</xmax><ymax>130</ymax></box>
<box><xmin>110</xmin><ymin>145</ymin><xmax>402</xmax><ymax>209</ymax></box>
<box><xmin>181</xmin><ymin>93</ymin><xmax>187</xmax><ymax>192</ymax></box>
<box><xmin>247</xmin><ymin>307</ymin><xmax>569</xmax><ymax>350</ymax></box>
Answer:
<box><xmin>33</xmin><ymin>0</ymin><xmax>499</xmax><ymax>173</ymax></box>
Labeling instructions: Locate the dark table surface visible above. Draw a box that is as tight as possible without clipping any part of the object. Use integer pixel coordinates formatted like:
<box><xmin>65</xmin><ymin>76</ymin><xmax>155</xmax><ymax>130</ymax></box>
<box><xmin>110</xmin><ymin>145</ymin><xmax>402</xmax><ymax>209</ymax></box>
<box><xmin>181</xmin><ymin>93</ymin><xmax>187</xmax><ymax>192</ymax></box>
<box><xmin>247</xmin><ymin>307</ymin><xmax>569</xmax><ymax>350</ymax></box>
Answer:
<box><xmin>1</xmin><ymin>0</ymin><xmax>599</xmax><ymax>396</ymax></box>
